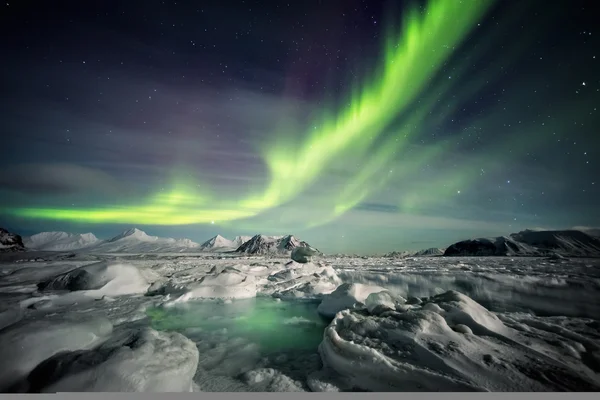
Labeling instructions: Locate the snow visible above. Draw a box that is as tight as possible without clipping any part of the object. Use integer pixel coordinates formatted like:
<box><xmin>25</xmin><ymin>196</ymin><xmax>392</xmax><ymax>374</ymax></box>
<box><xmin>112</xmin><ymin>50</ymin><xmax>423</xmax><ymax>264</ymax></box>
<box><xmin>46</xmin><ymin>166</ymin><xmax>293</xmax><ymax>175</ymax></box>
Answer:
<box><xmin>316</xmin><ymin>290</ymin><xmax>600</xmax><ymax>391</ymax></box>
<box><xmin>0</xmin><ymin>245</ymin><xmax>599</xmax><ymax>392</ymax></box>
<box><xmin>37</xmin><ymin>261</ymin><xmax>150</xmax><ymax>297</ymax></box>
<box><xmin>172</xmin><ymin>269</ymin><xmax>257</xmax><ymax>301</ymax></box>
<box><xmin>0</xmin><ymin>316</ymin><xmax>113</xmax><ymax>391</ymax></box>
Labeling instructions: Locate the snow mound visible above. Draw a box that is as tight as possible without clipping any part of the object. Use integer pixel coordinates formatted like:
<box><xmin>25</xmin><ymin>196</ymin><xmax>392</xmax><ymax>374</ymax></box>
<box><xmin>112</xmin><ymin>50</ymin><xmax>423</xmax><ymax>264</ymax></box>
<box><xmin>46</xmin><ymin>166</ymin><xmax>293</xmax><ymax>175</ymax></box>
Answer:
<box><xmin>38</xmin><ymin>261</ymin><xmax>149</xmax><ymax>297</ymax></box>
<box><xmin>200</xmin><ymin>235</ymin><xmax>235</xmax><ymax>249</ymax></box>
<box><xmin>23</xmin><ymin>231</ymin><xmax>101</xmax><ymax>251</ymax></box>
<box><xmin>317</xmin><ymin>283</ymin><xmax>389</xmax><ymax>318</ymax></box>
<box><xmin>235</xmin><ymin>234</ymin><xmax>314</xmax><ymax>255</ymax></box>
<box><xmin>0</xmin><ymin>227</ymin><xmax>25</xmax><ymax>252</ymax></box>
<box><xmin>316</xmin><ymin>290</ymin><xmax>600</xmax><ymax>391</ymax></box>
<box><xmin>24</xmin><ymin>328</ymin><xmax>199</xmax><ymax>392</ymax></box>
<box><xmin>173</xmin><ymin>269</ymin><xmax>257</xmax><ymax>301</ymax></box>
<box><xmin>243</xmin><ymin>368</ymin><xmax>305</xmax><ymax>392</ymax></box>
<box><xmin>0</xmin><ymin>316</ymin><xmax>113</xmax><ymax>391</ymax></box>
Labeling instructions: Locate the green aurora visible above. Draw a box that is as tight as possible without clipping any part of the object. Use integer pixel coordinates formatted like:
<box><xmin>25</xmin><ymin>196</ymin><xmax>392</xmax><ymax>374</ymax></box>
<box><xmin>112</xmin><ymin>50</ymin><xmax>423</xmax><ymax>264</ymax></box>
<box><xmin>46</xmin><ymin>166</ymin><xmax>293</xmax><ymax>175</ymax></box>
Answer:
<box><xmin>7</xmin><ymin>0</ymin><xmax>498</xmax><ymax>228</ymax></box>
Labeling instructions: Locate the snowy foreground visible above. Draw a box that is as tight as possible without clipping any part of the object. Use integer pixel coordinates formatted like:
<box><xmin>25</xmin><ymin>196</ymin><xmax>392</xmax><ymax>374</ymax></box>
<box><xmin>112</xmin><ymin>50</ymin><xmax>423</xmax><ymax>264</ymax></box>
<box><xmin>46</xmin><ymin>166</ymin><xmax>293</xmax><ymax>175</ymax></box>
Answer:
<box><xmin>0</xmin><ymin>251</ymin><xmax>599</xmax><ymax>392</ymax></box>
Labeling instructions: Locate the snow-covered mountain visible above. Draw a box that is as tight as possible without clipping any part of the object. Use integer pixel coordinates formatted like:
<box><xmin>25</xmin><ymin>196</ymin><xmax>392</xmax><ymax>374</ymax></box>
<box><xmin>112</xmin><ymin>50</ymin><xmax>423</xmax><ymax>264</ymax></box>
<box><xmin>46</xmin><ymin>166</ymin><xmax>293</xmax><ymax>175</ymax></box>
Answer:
<box><xmin>0</xmin><ymin>228</ymin><xmax>25</xmax><ymax>252</ymax></box>
<box><xmin>444</xmin><ymin>229</ymin><xmax>600</xmax><ymax>257</ymax></box>
<box><xmin>385</xmin><ymin>248</ymin><xmax>444</xmax><ymax>258</ymax></box>
<box><xmin>235</xmin><ymin>234</ymin><xmax>314</xmax><ymax>255</ymax></box>
<box><xmin>510</xmin><ymin>229</ymin><xmax>600</xmax><ymax>257</ymax></box>
<box><xmin>200</xmin><ymin>234</ymin><xmax>235</xmax><ymax>249</ymax></box>
<box><xmin>23</xmin><ymin>231</ymin><xmax>101</xmax><ymax>251</ymax></box>
<box><xmin>412</xmin><ymin>247</ymin><xmax>445</xmax><ymax>257</ymax></box>
<box><xmin>90</xmin><ymin>228</ymin><xmax>201</xmax><ymax>253</ymax></box>
<box><xmin>384</xmin><ymin>250</ymin><xmax>412</xmax><ymax>258</ymax></box>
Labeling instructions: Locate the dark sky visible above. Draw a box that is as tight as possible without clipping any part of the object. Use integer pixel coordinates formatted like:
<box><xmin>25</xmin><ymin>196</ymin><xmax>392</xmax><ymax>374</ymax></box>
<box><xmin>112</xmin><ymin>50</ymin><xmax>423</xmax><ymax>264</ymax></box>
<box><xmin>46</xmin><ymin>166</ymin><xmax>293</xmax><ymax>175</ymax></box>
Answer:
<box><xmin>0</xmin><ymin>0</ymin><xmax>598</xmax><ymax>254</ymax></box>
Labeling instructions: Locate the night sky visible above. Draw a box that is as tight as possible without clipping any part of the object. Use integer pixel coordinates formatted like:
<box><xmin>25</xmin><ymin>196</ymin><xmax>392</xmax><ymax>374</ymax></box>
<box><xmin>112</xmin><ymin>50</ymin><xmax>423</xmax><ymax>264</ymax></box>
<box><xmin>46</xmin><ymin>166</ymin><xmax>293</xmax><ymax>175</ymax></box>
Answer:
<box><xmin>0</xmin><ymin>0</ymin><xmax>598</xmax><ymax>254</ymax></box>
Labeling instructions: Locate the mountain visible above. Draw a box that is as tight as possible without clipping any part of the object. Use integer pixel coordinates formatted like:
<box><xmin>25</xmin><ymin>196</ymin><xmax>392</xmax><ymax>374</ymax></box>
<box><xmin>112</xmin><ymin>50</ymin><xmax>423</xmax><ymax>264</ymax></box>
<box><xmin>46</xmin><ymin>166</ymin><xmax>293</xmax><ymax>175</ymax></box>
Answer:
<box><xmin>384</xmin><ymin>250</ymin><xmax>411</xmax><ymax>258</ymax></box>
<box><xmin>412</xmin><ymin>247</ymin><xmax>445</xmax><ymax>257</ymax></box>
<box><xmin>23</xmin><ymin>231</ymin><xmax>101</xmax><ymax>251</ymax></box>
<box><xmin>0</xmin><ymin>228</ymin><xmax>25</xmax><ymax>252</ymax></box>
<box><xmin>384</xmin><ymin>248</ymin><xmax>444</xmax><ymax>258</ymax></box>
<box><xmin>200</xmin><ymin>235</ymin><xmax>235</xmax><ymax>249</ymax></box>
<box><xmin>444</xmin><ymin>229</ymin><xmax>600</xmax><ymax>257</ymax></box>
<box><xmin>90</xmin><ymin>228</ymin><xmax>200</xmax><ymax>253</ymax></box>
<box><xmin>235</xmin><ymin>234</ymin><xmax>314</xmax><ymax>255</ymax></box>
<box><xmin>509</xmin><ymin>229</ymin><xmax>600</xmax><ymax>257</ymax></box>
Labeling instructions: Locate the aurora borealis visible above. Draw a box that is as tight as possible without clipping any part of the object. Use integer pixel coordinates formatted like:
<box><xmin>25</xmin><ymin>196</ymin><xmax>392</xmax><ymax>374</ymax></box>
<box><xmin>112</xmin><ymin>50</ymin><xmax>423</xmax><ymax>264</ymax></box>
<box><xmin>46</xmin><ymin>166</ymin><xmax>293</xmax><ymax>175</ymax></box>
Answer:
<box><xmin>1</xmin><ymin>0</ymin><xmax>598</xmax><ymax>254</ymax></box>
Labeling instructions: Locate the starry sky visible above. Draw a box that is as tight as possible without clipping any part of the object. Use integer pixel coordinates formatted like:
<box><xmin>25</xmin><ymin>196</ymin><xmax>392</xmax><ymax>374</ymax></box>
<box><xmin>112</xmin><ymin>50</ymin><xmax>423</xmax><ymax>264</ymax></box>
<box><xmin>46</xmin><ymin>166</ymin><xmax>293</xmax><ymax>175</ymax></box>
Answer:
<box><xmin>0</xmin><ymin>0</ymin><xmax>598</xmax><ymax>254</ymax></box>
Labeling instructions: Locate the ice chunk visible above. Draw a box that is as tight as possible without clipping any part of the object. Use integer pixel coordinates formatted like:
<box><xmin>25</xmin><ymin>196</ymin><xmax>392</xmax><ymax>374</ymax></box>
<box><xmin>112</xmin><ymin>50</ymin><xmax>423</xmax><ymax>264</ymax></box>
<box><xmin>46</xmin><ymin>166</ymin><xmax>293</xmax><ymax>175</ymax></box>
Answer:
<box><xmin>317</xmin><ymin>283</ymin><xmax>388</xmax><ymax>318</ymax></box>
<box><xmin>365</xmin><ymin>291</ymin><xmax>396</xmax><ymax>314</ymax></box>
<box><xmin>291</xmin><ymin>246</ymin><xmax>319</xmax><ymax>264</ymax></box>
<box><xmin>173</xmin><ymin>270</ymin><xmax>257</xmax><ymax>301</ymax></box>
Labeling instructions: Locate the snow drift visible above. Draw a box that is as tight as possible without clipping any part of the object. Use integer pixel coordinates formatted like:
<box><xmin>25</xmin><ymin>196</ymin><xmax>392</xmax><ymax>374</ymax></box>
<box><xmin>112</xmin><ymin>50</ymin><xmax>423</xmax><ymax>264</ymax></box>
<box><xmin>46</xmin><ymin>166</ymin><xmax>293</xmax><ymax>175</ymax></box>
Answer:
<box><xmin>316</xmin><ymin>290</ymin><xmax>600</xmax><ymax>391</ymax></box>
<box><xmin>37</xmin><ymin>261</ymin><xmax>150</xmax><ymax>297</ymax></box>
<box><xmin>0</xmin><ymin>316</ymin><xmax>113</xmax><ymax>391</ymax></box>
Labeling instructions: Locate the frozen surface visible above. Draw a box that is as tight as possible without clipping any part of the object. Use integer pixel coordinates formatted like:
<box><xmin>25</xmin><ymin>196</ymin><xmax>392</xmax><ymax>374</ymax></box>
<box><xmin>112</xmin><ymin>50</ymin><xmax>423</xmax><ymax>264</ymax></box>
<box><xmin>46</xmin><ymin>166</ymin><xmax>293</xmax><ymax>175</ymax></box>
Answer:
<box><xmin>0</xmin><ymin>251</ymin><xmax>599</xmax><ymax>392</ymax></box>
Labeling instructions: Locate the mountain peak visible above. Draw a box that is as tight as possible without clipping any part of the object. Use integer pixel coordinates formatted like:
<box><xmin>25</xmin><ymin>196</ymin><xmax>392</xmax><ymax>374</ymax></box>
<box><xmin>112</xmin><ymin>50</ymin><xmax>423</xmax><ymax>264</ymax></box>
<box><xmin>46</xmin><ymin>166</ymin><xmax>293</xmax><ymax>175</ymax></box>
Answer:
<box><xmin>200</xmin><ymin>234</ymin><xmax>234</xmax><ymax>249</ymax></box>
<box><xmin>235</xmin><ymin>233</ymin><xmax>314</xmax><ymax>255</ymax></box>
<box><xmin>108</xmin><ymin>228</ymin><xmax>150</xmax><ymax>242</ymax></box>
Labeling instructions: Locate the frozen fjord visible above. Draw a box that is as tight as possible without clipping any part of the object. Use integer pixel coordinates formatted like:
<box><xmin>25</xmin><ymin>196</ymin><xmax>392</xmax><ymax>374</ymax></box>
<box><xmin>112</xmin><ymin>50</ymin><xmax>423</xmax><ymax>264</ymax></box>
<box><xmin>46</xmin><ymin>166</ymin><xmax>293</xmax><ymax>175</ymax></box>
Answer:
<box><xmin>0</xmin><ymin>251</ymin><xmax>599</xmax><ymax>392</ymax></box>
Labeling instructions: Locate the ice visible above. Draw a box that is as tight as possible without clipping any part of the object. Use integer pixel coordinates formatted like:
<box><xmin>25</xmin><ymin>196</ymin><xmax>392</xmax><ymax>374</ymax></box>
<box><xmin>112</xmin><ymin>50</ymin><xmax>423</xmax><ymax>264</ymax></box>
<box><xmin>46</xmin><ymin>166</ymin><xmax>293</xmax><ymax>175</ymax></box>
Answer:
<box><xmin>1</xmin><ymin>246</ymin><xmax>599</xmax><ymax>392</ymax></box>
<box><xmin>365</xmin><ymin>290</ymin><xmax>399</xmax><ymax>314</ymax></box>
<box><xmin>25</xmin><ymin>328</ymin><xmax>199</xmax><ymax>392</ymax></box>
<box><xmin>291</xmin><ymin>246</ymin><xmax>320</xmax><ymax>263</ymax></box>
<box><xmin>0</xmin><ymin>316</ymin><xmax>113</xmax><ymax>391</ymax></box>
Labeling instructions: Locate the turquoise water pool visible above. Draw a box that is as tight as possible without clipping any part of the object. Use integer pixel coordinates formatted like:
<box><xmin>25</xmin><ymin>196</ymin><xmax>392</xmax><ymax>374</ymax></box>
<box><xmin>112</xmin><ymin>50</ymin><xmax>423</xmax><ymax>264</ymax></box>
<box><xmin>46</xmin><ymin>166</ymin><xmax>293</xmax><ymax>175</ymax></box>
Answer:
<box><xmin>147</xmin><ymin>297</ymin><xmax>329</xmax><ymax>354</ymax></box>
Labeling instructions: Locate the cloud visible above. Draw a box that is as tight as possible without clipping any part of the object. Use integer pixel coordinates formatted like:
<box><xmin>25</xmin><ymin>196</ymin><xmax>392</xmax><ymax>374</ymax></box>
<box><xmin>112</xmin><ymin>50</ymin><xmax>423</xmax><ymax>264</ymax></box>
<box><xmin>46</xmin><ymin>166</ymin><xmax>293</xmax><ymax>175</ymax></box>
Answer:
<box><xmin>0</xmin><ymin>163</ymin><xmax>124</xmax><ymax>195</ymax></box>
